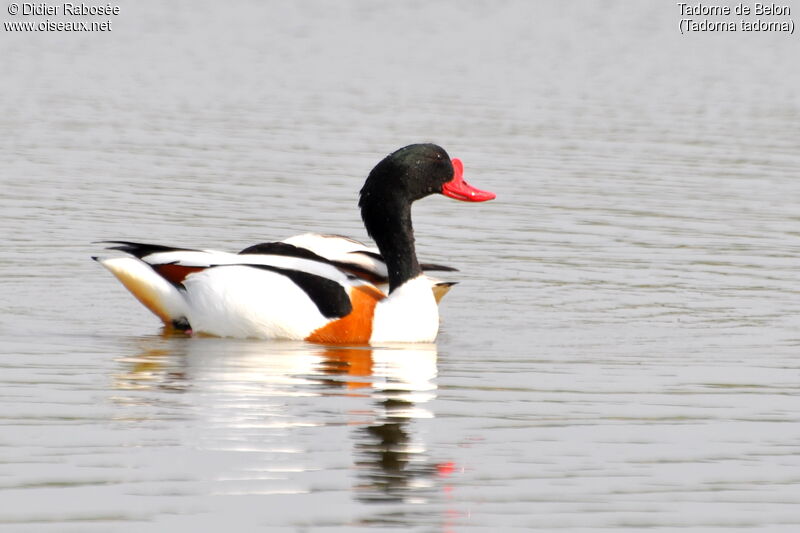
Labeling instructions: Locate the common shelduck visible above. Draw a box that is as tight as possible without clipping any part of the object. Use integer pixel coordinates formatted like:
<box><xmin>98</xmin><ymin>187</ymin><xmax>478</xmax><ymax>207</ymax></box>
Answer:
<box><xmin>95</xmin><ymin>143</ymin><xmax>495</xmax><ymax>343</ymax></box>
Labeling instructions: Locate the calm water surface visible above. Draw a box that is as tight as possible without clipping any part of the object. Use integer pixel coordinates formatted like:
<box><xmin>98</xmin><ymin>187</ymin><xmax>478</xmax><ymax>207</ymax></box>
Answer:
<box><xmin>2</xmin><ymin>1</ymin><xmax>799</xmax><ymax>531</ymax></box>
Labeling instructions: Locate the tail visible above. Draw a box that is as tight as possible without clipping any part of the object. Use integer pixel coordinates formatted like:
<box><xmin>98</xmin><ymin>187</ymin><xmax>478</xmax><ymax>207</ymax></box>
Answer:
<box><xmin>432</xmin><ymin>281</ymin><xmax>457</xmax><ymax>304</ymax></box>
<box><xmin>94</xmin><ymin>256</ymin><xmax>190</xmax><ymax>329</ymax></box>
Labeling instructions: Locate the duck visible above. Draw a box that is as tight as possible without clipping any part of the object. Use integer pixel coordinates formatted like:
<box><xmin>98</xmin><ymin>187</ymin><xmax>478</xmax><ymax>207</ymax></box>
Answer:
<box><xmin>94</xmin><ymin>143</ymin><xmax>495</xmax><ymax>343</ymax></box>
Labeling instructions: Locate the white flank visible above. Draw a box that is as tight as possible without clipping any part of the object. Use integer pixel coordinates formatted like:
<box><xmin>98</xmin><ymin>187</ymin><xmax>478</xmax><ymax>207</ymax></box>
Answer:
<box><xmin>181</xmin><ymin>265</ymin><xmax>332</xmax><ymax>340</ymax></box>
<box><xmin>370</xmin><ymin>275</ymin><xmax>440</xmax><ymax>343</ymax></box>
<box><xmin>96</xmin><ymin>256</ymin><xmax>188</xmax><ymax>323</ymax></box>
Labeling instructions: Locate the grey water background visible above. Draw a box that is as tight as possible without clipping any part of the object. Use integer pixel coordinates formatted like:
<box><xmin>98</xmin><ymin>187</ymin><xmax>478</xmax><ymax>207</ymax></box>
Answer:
<box><xmin>2</xmin><ymin>1</ymin><xmax>799</xmax><ymax>531</ymax></box>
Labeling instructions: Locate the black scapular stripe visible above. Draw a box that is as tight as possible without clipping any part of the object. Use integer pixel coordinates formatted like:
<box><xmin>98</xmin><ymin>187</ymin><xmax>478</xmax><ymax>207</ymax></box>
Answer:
<box><xmin>350</xmin><ymin>250</ymin><xmax>383</xmax><ymax>261</ymax></box>
<box><xmin>238</xmin><ymin>241</ymin><xmax>331</xmax><ymax>262</ymax></box>
<box><xmin>232</xmin><ymin>264</ymin><xmax>353</xmax><ymax>319</ymax></box>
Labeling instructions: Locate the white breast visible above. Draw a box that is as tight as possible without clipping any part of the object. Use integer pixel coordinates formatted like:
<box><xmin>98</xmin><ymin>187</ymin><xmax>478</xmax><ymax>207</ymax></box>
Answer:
<box><xmin>370</xmin><ymin>275</ymin><xmax>440</xmax><ymax>343</ymax></box>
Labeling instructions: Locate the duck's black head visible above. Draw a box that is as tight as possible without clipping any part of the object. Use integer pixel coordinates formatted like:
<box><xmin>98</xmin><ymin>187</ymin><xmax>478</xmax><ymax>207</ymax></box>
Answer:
<box><xmin>360</xmin><ymin>143</ymin><xmax>453</xmax><ymax>207</ymax></box>
<box><xmin>359</xmin><ymin>143</ymin><xmax>495</xmax><ymax>215</ymax></box>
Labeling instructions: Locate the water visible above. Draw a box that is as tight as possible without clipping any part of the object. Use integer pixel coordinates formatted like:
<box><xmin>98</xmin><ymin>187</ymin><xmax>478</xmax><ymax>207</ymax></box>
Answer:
<box><xmin>2</xmin><ymin>0</ymin><xmax>799</xmax><ymax>531</ymax></box>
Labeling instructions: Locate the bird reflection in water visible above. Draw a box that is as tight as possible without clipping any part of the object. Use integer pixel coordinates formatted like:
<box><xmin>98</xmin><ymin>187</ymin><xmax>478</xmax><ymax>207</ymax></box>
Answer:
<box><xmin>316</xmin><ymin>345</ymin><xmax>446</xmax><ymax>504</ymax></box>
<box><xmin>115</xmin><ymin>335</ymin><xmax>451</xmax><ymax>504</ymax></box>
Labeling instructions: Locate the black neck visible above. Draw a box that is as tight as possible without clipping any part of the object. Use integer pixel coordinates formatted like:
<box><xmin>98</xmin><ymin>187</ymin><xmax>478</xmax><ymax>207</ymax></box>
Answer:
<box><xmin>361</xmin><ymin>196</ymin><xmax>421</xmax><ymax>293</ymax></box>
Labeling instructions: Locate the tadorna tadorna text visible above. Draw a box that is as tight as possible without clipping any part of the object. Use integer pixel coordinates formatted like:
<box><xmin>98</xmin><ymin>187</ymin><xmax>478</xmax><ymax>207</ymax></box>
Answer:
<box><xmin>95</xmin><ymin>143</ymin><xmax>495</xmax><ymax>343</ymax></box>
